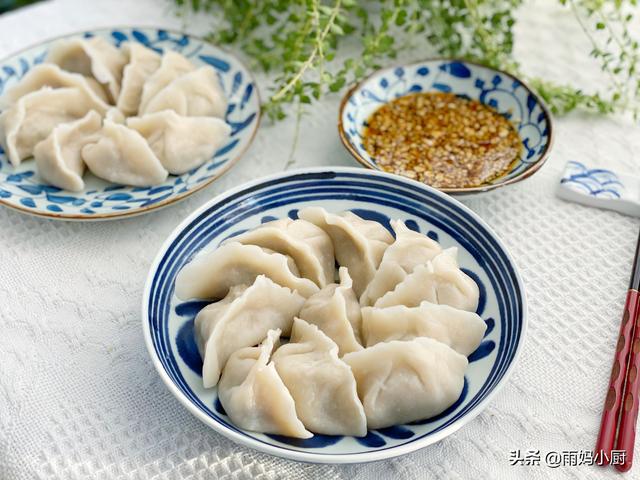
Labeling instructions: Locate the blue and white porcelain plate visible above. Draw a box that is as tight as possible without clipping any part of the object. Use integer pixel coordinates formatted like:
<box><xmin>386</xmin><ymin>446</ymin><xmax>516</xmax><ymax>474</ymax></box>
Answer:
<box><xmin>0</xmin><ymin>27</ymin><xmax>260</xmax><ymax>220</ymax></box>
<box><xmin>338</xmin><ymin>59</ymin><xmax>553</xmax><ymax>195</ymax></box>
<box><xmin>142</xmin><ymin>167</ymin><xmax>527</xmax><ymax>463</ymax></box>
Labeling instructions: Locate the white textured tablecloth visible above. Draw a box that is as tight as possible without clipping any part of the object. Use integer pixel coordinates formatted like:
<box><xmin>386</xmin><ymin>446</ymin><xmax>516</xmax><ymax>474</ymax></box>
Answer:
<box><xmin>1</xmin><ymin>1</ymin><xmax>639</xmax><ymax>479</ymax></box>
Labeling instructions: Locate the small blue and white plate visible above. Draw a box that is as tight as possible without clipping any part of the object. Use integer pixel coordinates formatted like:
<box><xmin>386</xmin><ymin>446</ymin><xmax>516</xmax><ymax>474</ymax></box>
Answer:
<box><xmin>339</xmin><ymin>59</ymin><xmax>553</xmax><ymax>195</ymax></box>
<box><xmin>0</xmin><ymin>27</ymin><xmax>260</xmax><ymax>220</ymax></box>
<box><xmin>142</xmin><ymin>167</ymin><xmax>527</xmax><ymax>464</ymax></box>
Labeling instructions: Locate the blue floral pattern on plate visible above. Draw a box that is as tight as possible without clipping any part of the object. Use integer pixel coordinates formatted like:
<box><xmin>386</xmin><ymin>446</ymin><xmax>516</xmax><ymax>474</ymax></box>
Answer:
<box><xmin>339</xmin><ymin>60</ymin><xmax>552</xmax><ymax>194</ymax></box>
<box><xmin>0</xmin><ymin>27</ymin><xmax>260</xmax><ymax>220</ymax></box>
<box><xmin>142</xmin><ymin>167</ymin><xmax>527</xmax><ymax>463</ymax></box>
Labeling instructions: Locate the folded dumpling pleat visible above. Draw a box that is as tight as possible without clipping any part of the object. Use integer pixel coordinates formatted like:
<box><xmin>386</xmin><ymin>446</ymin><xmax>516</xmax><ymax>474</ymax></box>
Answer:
<box><xmin>138</xmin><ymin>51</ymin><xmax>195</xmax><ymax>113</ymax></box>
<box><xmin>116</xmin><ymin>43</ymin><xmax>161</xmax><ymax>116</ymax></box>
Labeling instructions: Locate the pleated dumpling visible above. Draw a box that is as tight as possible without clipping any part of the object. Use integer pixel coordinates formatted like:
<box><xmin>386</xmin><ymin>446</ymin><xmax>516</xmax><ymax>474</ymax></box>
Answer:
<box><xmin>195</xmin><ymin>275</ymin><xmax>305</xmax><ymax>388</ymax></box>
<box><xmin>138</xmin><ymin>51</ymin><xmax>195</xmax><ymax>113</ymax></box>
<box><xmin>343</xmin><ymin>337</ymin><xmax>467</xmax><ymax>428</ymax></box>
<box><xmin>361</xmin><ymin>301</ymin><xmax>486</xmax><ymax>356</ymax></box>
<box><xmin>47</xmin><ymin>36</ymin><xmax>127</xmax><ymax>101</ymax></box>
<box><xmin>127</xmin><ymin>110</ymin><xmax>231</xmax><ymax>174</ymax></box>
<box><xmin>33</xmin><ymin>111</ymin><xmax>102</xmax><ymax>191</ymax></box>
<box><xmin>374</xmin><ymin>247</ymin><xmax>479</xmax><ymax>312</ymax></box>
<box><xmin>298</xmin><ymin>267</ymin><xmax>363</xmax><ymax>356</ymax></box>
<box><xmin>218</xmin><ymin>329</ymin><xmax>312</xmax><ymax>438</ymax></box>
<box><xmin>227</xmin><ymin>218</ymin><xmax>335</xmax><ymax>288</ymax></box>
<box><xmin>140</xmin><ymin>66</ymin><xmax>227</xmax><ymax>118</ymax></box>
<box><xmin>271</xmin><ymin>319</ymin><xmax>367</xmax><ymax>436</ymax></box>
<box><xmin>116</xmin><ymin>43</ymin><xmax>161</xmax><ymax>116</ymax></box>
<box><xmin>360</xmin><ymin>220</ymin><xmax>442</xmax><ymax>306</ymax></box>
<box><xmin>175</xmin><ymin>242</ymin><xmax>319</xmax><ymax>300</ymax></box>
<box><xmin>81</xmin><ymin>119</ymin><xmax>168</xmax><ymax>186</ymax></box>
<box><xmin>0</xmin><ymin>86</ymin><xmax>108</xmax><ymax>166</ymax></box>
<box><xmin>298</xmin><ymin>207</ymin><xmax>393</xmax><ymax>297</ymax></box>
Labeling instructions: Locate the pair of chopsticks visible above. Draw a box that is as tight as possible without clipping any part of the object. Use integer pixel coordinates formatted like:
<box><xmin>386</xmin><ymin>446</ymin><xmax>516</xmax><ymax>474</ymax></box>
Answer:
<box><xmin>596</xmin><ymin>230</ymin><xmax>640</xmax><ymax>472</ymax></box>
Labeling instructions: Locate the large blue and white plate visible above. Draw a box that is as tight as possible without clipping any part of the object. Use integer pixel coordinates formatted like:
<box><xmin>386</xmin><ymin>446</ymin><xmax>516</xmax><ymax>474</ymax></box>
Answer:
<box><xmin>142</xmin><ymin>167</ymin><xmax>527</xmax><ymax>464</ymax></box>
<box><xmin>0</xmin><ymin>27</ymin><xmax>260</xmax><ymax>220</ymax></box>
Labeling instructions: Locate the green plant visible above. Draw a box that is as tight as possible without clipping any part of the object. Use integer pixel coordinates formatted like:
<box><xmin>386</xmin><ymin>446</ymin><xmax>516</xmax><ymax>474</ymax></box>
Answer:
<box><xmin>174</xmin><ymin>0</ymin><xmax>639</xmax><ymax>121</ymax></box>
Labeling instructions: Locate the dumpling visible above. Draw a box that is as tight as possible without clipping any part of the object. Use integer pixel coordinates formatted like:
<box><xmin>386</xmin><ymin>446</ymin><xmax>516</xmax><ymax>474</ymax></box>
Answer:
<box><xmin>175</xmin><ymin>242</ymin><xmax>319</xmax><ymax>300</ymax></box>
<box><xmin>140</xmin><ymin>66</ymin><xmax>227</xmax><ymax>118</ymax></box>
<box><xmin>297</xmin><ymin>207</ymin><xmax>393</xmax><ymax>297</ymax></box>
<box><xmin>81</xmin><ymin>119</ymin><xmax>168</xmax><ymax>186</ymax></box>
<box><xmin>227</xmin><ymin>218</ymin><xmax>335</xmax><ymax>288</ymax></box>
<box><xmin>105</xmin><ymin>107</ymin><xmax>125</xmax><ymax>124</ymax></box>
<box><xmin>359</xmin><ymin>220</ymin><xmax>442</xmax><ymax>306</ymax></box>
<box><xmin>0</xmin><ymin>63</ymin><xmax>109</xmax><ymax>108</ymax></box>
<box><xmin>343</xmin><ymin>337</ymin><xmax>467</xmax><ymax>428</ymax></box>
<box><xmin>116</xmin><ymin>43</ymin><xmax>161</xmax><ymax>116</ymax></box>
<box><xmin>361</xmin><ymin>301</ymin><xmax>486</xmax><ymax>356</ymax></box>
<box><xmin>0</xmin><ymin>87</ymin><xmax>108</xmax><ymax>166</ymax></box>
<box><xmin>374</xmin><ymin>248</ymin><xmax>479</xmax><ymax>312</ymax></box>
<box><xmin>195</xmin><ymin>275</ymin><xmax>304</xmax><ymax>388</ymax></box>
<box><xmin>272</xmin><ymin>319</ymin><xmax>367</xmax><ymax>436</ymax></box>
<box><xmin>298</xmin><ymin>267</ymin><xmax>363</xmax><ymax>356</ymax></box>
<box><xmin>218</xmin><ymin>329</ymin><xmax>312</xmax><ymax>438</ymax></box>
<box><xmin>127</xmin><ymin>110</ymin><xmax>231</xmax><ymax>174</ymax></box>
<box><xmin>138</xmin><ymin>51</ymin><xmax>195</xmax><ymax>113</ymax></box>
<box><xmin>47</xmin><ymin>36</ymin><xmax>127</xmax><ymax>101</ymax></box>
<box><xmin>33</xmin><ymin>111</ymin><xmax>102</xmax><ymax>191</ymax></box>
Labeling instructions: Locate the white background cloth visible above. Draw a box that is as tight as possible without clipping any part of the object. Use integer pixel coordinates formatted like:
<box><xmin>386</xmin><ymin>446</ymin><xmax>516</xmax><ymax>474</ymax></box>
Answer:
<box><xmin>0</xmin><ymin>1</ymin><xmax>639</xmax><ymax>479</ymax></box>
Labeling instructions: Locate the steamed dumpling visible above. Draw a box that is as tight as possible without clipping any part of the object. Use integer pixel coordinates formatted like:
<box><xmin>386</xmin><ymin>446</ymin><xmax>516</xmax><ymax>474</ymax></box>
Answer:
<box><xmin>298</xmin><ymin>267</ymin><xmax>363</xmax><ymax>356</ymax></box>
<box><xmin>272</xmin><ymin>319</ymin><xmax>367</xmax><ymax>436</ymax></box>
<box><xmin>140</xmin><ymin>66</ymin><xmax>227</xmax><ymax>118</ymax></box>
<box><xmin>127</xmin><ymin>110</ymin><xmax>231</xmax><ymax>174</ymax></box>
<box><xmin>195</xmin><ymin>275</ymin><xmax>304</xmax><ymax>388</ymax></box>
<box><xmin>360</xmin><ymin>220</ymin><xmax>442</xmax><ymax>306</ymax></box>
<box><xmin>175</xmin><ymin>242</ymin><xmax>319</xmax><ymax>300</ymax></box>
<box><xmin>343</xmin><ymin>337</ymin><xmax>467</xmax><ymax>428</ymax></box>
<box><xmin>116</xmin><ymin>43</ymin><xmax>161</xmax><ymax>116</ymax></box>
<box><xmin>227</xmin><ymin>218</ymin><xmax>335</xmax><ymax>288</ymax></box>
<box><xmin>0</xmin><ymin>86</ymin><xmax>108</xmax><ymax>166</ymax></box>
<box><xmin>81</xmin><ymin>119</ymin><xmax>168</xmax><ymax>186</ymax></box>
<box><xmin>33</xmin><ymin>111</ymin><xmax>102</xmax><ymax>191</ymax></box>
<box><xmin>139</xmin><ymin>51</ymin><xmax>195</xmax><ymax>113</ymax></box>
<box><xmin>361</xmin><ymin>301</ymin><xmax>486</xmax><ymax>356</ymax></box>
<box><xmin>218</xmin><ymin>329</ymin><xmax>312</xmax><ymax>439</ymax></box>
<box><xmin>298</xmin><ymin>207</ymin><xmax>393</xmax><ymax>296</ymax></box>
<box><xmin>47</xmin><ymin>36</ymin><xmax>127</xmax><ymax>101</ymax></box>
<box><xmin>374</xmin><ymin>248</ymin><xmax>479</xmax><ymax>312</ymax></box>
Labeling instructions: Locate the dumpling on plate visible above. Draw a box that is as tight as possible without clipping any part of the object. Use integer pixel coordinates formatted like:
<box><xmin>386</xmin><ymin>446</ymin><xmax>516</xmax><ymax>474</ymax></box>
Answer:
<box><xmin>138</xmin><ymin>51</ymin><xmax>195</xmax><ymax>113</ymax></box>
<box><xmin>81</xmin><ymin>119</ymin><xmax>168</xmax><ymax>187</ymax></box>
<box><xmin>47</xmin><ymin>36</ymin><xmax>127</xmax><ymax>102</ymax></box>
<box><xmin>33</xmin><ymin>111</ymin><xmax>102</xmax><ymax>192</ymax></box>
<box><xmin>116</xmin><ymin>43</ymin><xmax>161</xmax><ymax>116</ymax></box>
<box><xmin>374</xmin><ymin>248</ymin><xmax>479</xmax><ymax>312</ymax></box>
<box><xmin>227</xmin><ymin>218</ymin><xmax>335</xmax><ymax>288</ymax></box>
<box><xmin>360</xmin><ymin>220</ymin><xmax>442</xmax><ymax>306</ymax></box>
<box><xmin>343</xmin><ymin>337</ymin><xmax>467</xmax><ymax>428</ymax></box>
<box><xmin>298</xmin><ymin>267</ymin><xmax>363</xmax><ymax>356</ymax></box>
<box><xmin>0</xmin><ymin>86</ymin><xmax>108</xmax><ymax>166</ymax></box>
<box><xmin>127</xmin><ymin>110</ymin><xmax>231</xmax><ymax>175</ymax></box>
<box><xmin>195</xmin><ymin>275</ymin><xmax>304</xmax><ymax>387</ymax></box>
<box><xmin>297</xmin><ymin>207</ymin><xmax>393</xmax><ymax>297</ymax></box>
<box><xmin>361</xmin><ymin>300</ymin><xmax>486</xmax><ymax>356</ymax></box>
<box><xmin>218</xmin><ymin>329</ymin><xmax>312</xmax><ymax>439</ymax></box>
<box><xmin>175</xmin><ymin>242</ymin><xmax>319</xmax><ymax>300</ymax></box>
<box><xmin>272</xmin><ymin>319</ymin><xmax>367</xmax><ymax>436</ymax></box>
<box><xmin>140</xmin><ymin>66</ymin><xmax>227</xmax><ymax>118</ymax></box>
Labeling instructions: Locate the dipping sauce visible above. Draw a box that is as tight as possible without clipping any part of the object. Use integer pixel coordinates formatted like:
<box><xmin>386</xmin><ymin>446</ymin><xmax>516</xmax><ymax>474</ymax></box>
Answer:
<box><xmin>363</xmin><ymin>92</ymin><xmax>521</xmax><ymax>189</ymax></box>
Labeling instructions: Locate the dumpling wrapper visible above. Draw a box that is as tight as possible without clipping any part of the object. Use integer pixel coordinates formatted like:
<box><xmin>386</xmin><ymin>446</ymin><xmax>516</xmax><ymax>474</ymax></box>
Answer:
<box><xmin>218</xmin><ymin>329</ymin><xmax>312</xmax><ymax>439</ymax></box>
<box><xmin>343</xmin><ymin>337</ymin><xmax>468</xmax><ymax>428</ymax></box>
<box><xmin>138</xmin><ymin>51</ymin><xmax>195</xmax><ymax>113</ymax></box>
<box><xmin>195</xmin><ymin>275</ymin><xmax>305</xmax><ymax>388</ymax></box>
<box><xmin>116</xmin><ymin>43</ymin><xmax>161</xmax><ymax>116</ymax></box>
<box><xmin>33</xmin><ymin>111</ymin><xmax>102</xmax><ymax>192</ymax></box>
<box><xmin>272</xmin><ymin>319</ymin><xmax>367</xmax><ymax>436</ymax></box>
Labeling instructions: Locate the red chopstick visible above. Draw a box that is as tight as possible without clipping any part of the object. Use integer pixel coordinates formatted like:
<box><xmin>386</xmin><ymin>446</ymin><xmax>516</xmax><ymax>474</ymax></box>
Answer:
<box><xmin>595</xmin><ymin>230</ymin><xmax>640</xmax><ymax>471</ymax></box>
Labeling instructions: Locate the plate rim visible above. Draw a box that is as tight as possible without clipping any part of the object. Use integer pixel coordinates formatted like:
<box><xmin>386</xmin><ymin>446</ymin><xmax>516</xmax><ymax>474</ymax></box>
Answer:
<box><xmin>0</xmin><ymin>25</ymin><xmax>262</xmax><ymax>221</ymax></box>
<box><xmin>141</xmin><ymin>166</ymin><xmax>528</xmax><ymax>464</ymax></box>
